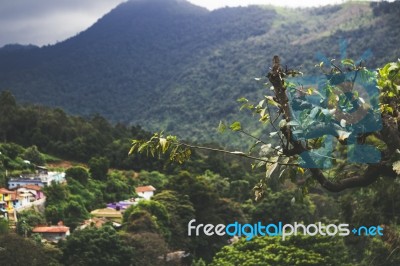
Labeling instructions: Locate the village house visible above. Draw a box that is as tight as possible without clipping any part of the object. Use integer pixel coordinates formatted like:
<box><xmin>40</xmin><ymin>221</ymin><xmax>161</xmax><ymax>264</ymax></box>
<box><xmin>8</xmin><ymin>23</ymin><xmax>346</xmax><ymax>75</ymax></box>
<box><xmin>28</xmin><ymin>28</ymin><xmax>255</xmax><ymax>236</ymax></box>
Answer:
<box><xmin>90</xmin><ymin>208</ymin><xmax>123</xmax><ymax>223</ymax></box>
<box><xmin>106</xmin><ymin>198</ymin><xmax>137</xmax><ymax>210</ymax></box>
<box><xmin>135</xmin><ymin>185</ymin><xmax>156</xmax><ymax>200</ymax></box>
<box><xmin>8</xmin><ymin>177</ymin><xmax>45</xmax><ymax>188</ymax></box>
<box><xmin>78</xmin><ymin>217</ymin><xmax>121</xmax><ymax>230</ymax></box>
<box><xmin>32</xmin><ymin>224</ymin><xmax>70</xmax><ymax>243</ymax></box>
<box><xmin>0</xmin><ymin>185</ymin><xmax>47</xmax><ymax>219</ymax></box>
<box><xmin>0</xmin><ymin>188</ymin><xmax>20</xmax><ymax>212</ymax></box>
<box><xmin>17</xmin><ymin>185</ymin><xmax>44</xmax><ymax>201</ymax></box>
<box><xmin>8</xmin><ymin>167</ymin><xmax>66</xmax><ymax>189</ymax></box>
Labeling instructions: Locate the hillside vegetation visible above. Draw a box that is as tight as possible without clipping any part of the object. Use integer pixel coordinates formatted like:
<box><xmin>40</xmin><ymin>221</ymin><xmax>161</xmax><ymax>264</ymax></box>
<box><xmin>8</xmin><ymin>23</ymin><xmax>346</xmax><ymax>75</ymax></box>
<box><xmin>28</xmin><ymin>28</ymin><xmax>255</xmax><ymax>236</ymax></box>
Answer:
<box><xmin>0</xmin><ymin>0</ymin><xmax>399</xmax><ymax>144</ymax></box>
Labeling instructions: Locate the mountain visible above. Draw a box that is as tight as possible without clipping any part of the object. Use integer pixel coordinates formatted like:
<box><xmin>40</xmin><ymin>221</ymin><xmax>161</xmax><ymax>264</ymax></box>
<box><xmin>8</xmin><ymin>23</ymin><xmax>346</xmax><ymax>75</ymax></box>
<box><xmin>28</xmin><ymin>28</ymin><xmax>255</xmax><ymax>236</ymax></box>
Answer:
<box><xmin>0</xmin><ymin>0</ymin><xmax>399</xmax><ymax>144</ymax></box>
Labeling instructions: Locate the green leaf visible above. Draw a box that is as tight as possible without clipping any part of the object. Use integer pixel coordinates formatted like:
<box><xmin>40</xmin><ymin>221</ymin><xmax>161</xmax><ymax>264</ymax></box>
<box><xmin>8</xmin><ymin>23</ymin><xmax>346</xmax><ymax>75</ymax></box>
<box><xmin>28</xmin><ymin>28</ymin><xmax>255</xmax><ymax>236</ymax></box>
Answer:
<box><xmin>138</xmin><ymin>142</ymin><xmax>148</xmax><ymax>153</ymax></box>
<box><xmin>266</xmin><ymin>161</ymin><xmax>278</xmax><ymax>179</ymax></box>
<box><xmin>256</xmin><ymin>160</ymin><xmax>267</xmax><ymax>168</ymax></box>
<box><xmin>278</xmin><ymin>169</ymin><xmax>286</xmax><ymax>181</ymax></box>
<box><xmin>230</xmin><ymin>121</ymin><xmax>242</xmax><ymax>131</ymax></box>
<box><xmin>237</xmin><ymin>97</ymin><xmax>248</xmax><ymax>103</ymax></box>
<box><xmin>159</xmin><ymin>137</ymin><xmax>168</xmax><ymax>153</ymax></box>
<box><xmin>217</xmin><ymin>121</ymin><xmax>226</xmax><ymax>133</ymax></box>
<box><xmin>341</xmin><ymin>58</ymin><xmax>355</xmax><ymax>66</ymax></box>
<box><xmin>388</xmin><ymin>63</ymin><xmax>399</xmax><ymax>72</ymax></box>
<box><xmin>240</xmin><ymin>103</ymin><xmax>254</xmax><ymax>111</ymax></box>
<box><xmin>260</xmin><ymin>144</ymin><xmax>273</xmax><ymax>157</ymax></box>
<box><xmin>278</xmin><ymin>119</ymin><xmax>287</xmax><ymax>128</ymax></box>
<box><xmin>259</xmin><ymin>114</ymin><xmax>269</xmax><ymax>123</ymax></box>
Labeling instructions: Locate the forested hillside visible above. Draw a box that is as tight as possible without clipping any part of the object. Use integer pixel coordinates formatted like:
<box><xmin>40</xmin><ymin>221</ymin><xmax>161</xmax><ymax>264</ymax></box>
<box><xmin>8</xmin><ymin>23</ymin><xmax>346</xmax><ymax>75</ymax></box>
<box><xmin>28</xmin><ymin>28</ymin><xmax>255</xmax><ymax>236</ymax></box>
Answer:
<box><xmin>0</xmin><ymin>0</ymin><xmax>399</xmax><ymax>143</ymax></box>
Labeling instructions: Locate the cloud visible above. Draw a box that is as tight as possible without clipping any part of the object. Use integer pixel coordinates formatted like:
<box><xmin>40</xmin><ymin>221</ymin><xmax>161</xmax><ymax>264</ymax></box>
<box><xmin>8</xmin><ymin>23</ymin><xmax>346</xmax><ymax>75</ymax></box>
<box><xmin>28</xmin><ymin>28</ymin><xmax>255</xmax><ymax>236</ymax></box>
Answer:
<box><xmin>0</xmin><ymin>0</ymin><xmax>126</xmax><ymax>47</ymax></box>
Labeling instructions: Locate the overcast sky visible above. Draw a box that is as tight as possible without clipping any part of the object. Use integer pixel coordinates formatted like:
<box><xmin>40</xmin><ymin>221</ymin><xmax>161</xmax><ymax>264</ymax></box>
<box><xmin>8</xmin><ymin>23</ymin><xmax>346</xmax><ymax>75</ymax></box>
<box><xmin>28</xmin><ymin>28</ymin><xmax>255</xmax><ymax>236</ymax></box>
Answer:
<box><xmin>0</xmin><ymin>0</ymin><xmax>374</xmax><ymax>47</ymax></box>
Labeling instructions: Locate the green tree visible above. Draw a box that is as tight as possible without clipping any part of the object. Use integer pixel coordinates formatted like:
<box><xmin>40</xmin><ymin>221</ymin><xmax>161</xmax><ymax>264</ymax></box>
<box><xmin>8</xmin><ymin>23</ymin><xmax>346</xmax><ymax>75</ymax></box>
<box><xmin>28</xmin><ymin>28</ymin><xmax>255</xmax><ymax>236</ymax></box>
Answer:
<box><xmin>123</xmin><ymin>232</ymin><xmax>168</xmax><ymax>266</ymax></box>
<box><xmin>165</xmin><ymin>171</ymin><xmax>246</xmax><ymax>261</ymax></box>
<box><xmin>251</xmin><ymin>189</ymin><xmax>314</xmax><ymax>225</ymax></box>
<box><xmin>138</xmin><ymin>170</ymin><xmax>168</xmax><ymax>190</ymax></box>
<box><xmin>210</xmin><ymin>235</ymin><xmax>350</xmax><ymax>266</ymax></box>
<box><xmin>22</xmin><ymin>145</ymin><xmax>45</xmax><ymax>165</ymax></box>
<box><xmin>0</xmin><ymin>233</ymin><xmax>61</xmax><ymax>265</ymax></box>
<box><xmin>104</xmin><ymin>171</ymin><xmax>132</xmax><ymax>203</ymax></box>
<box><xmin>65</xmin><ymin>166</ymin><xmax>89</xmax><ymax>184</ymax></box>
<box><xmin>63</xmin><ymin>200</ymin><xmax>89</xmax><ymax>229</ymax></box>
<box><xmin>153</xmin><ymin>190</ymin><xmax>195</xmax><ymax>249</ymax></box>
<box><xmin>123</xmin><ymin>200</ymin><xmax>170</xmax><ymax>240</ymax></box>
<box><xmin>43</xmin><ymin>181</ymin><xmax>68</xmax><ymax>205</ymax></box>
<box><xmin>61</xmin><ymin>225</ymin><xmax>134</xmax><ymax>266</ymax></box>
<box><xmin>0</xmin><ymin>219</ymin><xmax>9</xmax><ymax>234</ymax></box>
<box><xmin>0</xmin><ymin>91</ymin><xmax>18</xmax><ymax>142</ymax></box>
<box><xmin>88</xmin><ymin>156</ymin><xmax>109</xmax><ymax>180</ymax></box>
<box><xmin>16</xmin><ymin>208</ymin><xmax>46</xmax><ymax>237</ymax></box>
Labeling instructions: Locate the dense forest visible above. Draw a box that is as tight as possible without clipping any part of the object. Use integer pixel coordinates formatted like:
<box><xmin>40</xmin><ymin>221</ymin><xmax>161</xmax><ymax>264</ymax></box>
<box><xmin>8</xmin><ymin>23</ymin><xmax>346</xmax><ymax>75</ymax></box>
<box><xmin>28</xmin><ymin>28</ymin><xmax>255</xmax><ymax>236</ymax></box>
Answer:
<box><xmin>0</xmin><ymin>0</ymin><xmax>399</xmax><ymax>144</ymax></box>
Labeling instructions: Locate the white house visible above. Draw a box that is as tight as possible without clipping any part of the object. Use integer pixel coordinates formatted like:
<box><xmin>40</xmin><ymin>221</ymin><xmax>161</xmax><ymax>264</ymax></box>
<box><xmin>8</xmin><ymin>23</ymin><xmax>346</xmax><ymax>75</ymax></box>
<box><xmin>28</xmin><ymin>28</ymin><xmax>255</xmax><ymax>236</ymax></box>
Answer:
<box><xmin>135</xmin><ymin>185</ymin><xmax>156</xmax><ymax>200</ymax></box>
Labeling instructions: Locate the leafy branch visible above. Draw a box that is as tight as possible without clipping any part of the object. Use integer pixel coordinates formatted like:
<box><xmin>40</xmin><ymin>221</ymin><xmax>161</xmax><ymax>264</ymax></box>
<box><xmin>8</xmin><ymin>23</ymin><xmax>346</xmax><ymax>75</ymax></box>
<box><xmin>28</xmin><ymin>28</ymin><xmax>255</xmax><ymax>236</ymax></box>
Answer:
<box><xmin>129</xmin><ymin>132</ymin><xmax>297</xmax><ymax>166</ymax></box>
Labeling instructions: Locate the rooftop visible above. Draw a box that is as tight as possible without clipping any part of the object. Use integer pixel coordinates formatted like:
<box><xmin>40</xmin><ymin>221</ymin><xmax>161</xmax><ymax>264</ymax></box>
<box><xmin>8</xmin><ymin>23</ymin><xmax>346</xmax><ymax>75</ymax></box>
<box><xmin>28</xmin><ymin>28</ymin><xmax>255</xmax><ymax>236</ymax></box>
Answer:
<box><xmin>21</xmin><ymin>185</ymin><xmax>42</xmax><ymax>191</ymax></box>
<box><xmin>32</xmin><ymin>226</ymin><xmax>70</xmax><ymax>233</ymax></box>
<box><xmin>91</xmin><ymin>208</ymin><xmax>123</xmax><ymax>218</ymax></box>
<box><xmin>135</xmin><ymin>185</ymin><xmax>156</xmax><ymax>193</ymax></box>
<box><xmin>0</xmin><ymin>188</ymin><xmax>15</xmax><ymax>194</ymax></box>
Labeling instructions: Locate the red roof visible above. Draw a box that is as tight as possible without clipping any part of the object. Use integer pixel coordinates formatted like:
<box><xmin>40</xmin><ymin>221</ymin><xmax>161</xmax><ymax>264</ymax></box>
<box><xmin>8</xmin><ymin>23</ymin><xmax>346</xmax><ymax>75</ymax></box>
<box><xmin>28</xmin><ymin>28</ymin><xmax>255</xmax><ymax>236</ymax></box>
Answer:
<box><xmin>0</xmin><ymin>188</ymin><xmax>18</xmax><ymax>200</ymax></box>
<box><xmin>0</xmin><ymin>188</ymin><xmax>15</xmax><ymax>194</ymax></box>
<box><xmin>135</xmin><ymin>185</ymin><xmax>156</xmax><ymax>193</ymax></box>
<box><xmin>22</xmin><ymin>185</ymin><xmax>42</xmax><ymax>191</ymax></box>
<box><xmin>32</xmin><ymin>226</ymin><xmax>70</xmax><ymax>233</ymax></box>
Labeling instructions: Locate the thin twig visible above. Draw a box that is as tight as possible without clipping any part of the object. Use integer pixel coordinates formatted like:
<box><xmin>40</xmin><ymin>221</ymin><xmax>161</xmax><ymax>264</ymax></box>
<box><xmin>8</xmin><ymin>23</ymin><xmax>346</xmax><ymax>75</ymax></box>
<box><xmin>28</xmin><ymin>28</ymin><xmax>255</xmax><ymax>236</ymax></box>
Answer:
<box><xmin>238</xmin><ymin>129</ymin><xmax>267</xmax><ymax>145</ymax></box>
<box><xmin>178</xmin><ymin>142</ymin><xmax>298</xmax><ymax>166</ymax></box>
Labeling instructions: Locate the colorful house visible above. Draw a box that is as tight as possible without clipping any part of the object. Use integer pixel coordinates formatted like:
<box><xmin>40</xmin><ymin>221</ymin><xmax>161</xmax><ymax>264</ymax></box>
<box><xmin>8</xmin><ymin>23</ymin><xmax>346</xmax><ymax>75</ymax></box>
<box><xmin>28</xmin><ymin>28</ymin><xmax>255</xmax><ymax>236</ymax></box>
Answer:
<box><xmin>17</xmin><ymin>185</ymin><xmax>44</xmax><ymax>201</ymax></box>
<box><xmin>0</xmin><ymin>186</ymin><xmax>47</xmax><ymax>216</ymax></box>
<box><xmin>106</xmin><ymin>198</ymin><xmax>137</xmax><ymax>210</ymax></box>
<box><xmin>8</xmin><ymin>177</ymin><xmax>44</xmax><ymax>188</ymax></box>
<box><xmin>135</xmin><ymin>185</ymin><xmax>156</xmax><ymax>200</ymax></box>
<box><xmin>0</xmin><ymin>188</ymin><xmax>20</xmax><ymax>212</ymax></box>
<box><xmin>8</xmin><ymin>171</ymin><xmax>66</xmax><ymax>189</ymax></box>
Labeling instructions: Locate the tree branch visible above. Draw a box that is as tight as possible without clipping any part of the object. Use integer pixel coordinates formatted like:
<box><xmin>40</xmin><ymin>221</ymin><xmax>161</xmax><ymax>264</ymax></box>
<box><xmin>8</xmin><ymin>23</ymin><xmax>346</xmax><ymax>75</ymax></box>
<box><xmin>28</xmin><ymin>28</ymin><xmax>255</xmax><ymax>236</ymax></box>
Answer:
<box><xmin>266</xmin><ymin>56</ymin><xmax>397</xmax><ymax>192</ymax></box>
<box><xmin>177</xmin><ymin>141</ymin><xmax>298</xmax><ymax>166</ymax></box>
